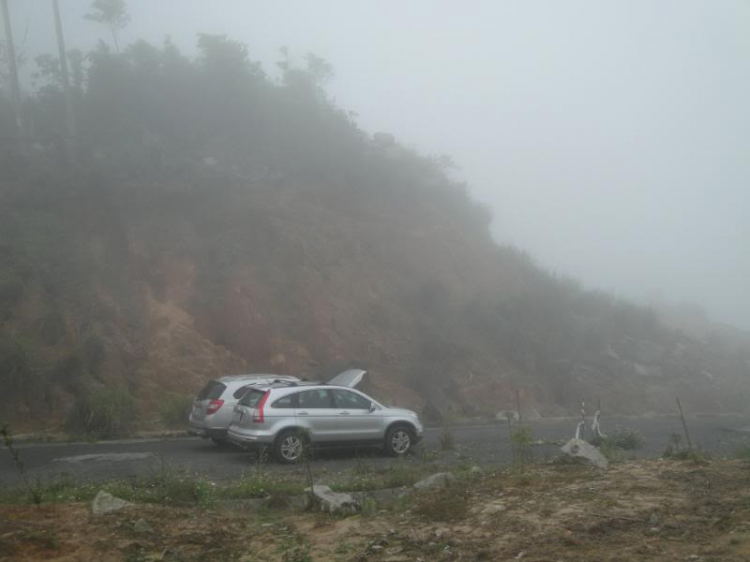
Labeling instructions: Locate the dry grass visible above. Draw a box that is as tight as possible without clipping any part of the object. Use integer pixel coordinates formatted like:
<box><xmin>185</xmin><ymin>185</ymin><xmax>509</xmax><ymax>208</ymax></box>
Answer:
<box><xmin>2</xmin><ymin>459</ymin><xmax>750</xmax><ymax>561</ymax></box>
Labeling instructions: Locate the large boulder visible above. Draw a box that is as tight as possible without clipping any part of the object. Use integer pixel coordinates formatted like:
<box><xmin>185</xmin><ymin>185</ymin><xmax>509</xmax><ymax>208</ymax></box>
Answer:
<box><xmin>91</xmin><ymin>491</ymin><xmax>133</xmax><ymax>515</ymax></box>
<box><xmin>413</xmin><ymin>472</ymin><xmax>455</xmax><ymax>490</ymax></box>
<box><xmin>560</xmin><ymin>438</ymin><xmax>609</xmax><ymax>469</ymax></box>
<box><xmin>306</xmin><ymin>485</ymin><xmax>360</xmax><ymax>514</ymax></box>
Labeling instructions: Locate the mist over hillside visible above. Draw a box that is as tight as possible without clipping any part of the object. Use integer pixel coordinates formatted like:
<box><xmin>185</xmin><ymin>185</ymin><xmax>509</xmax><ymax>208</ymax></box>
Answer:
<box><xmin>1</xmin><ymin>30</ymin><xmax>748</xmax><ymax>433</ymax></box>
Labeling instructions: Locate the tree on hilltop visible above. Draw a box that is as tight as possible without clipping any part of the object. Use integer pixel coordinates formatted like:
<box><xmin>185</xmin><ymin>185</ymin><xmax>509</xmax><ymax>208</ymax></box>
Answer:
<box><xmin>85</xmin><ymin>0</ymin><xmax>130</xmax><ymax>52</ymax></box>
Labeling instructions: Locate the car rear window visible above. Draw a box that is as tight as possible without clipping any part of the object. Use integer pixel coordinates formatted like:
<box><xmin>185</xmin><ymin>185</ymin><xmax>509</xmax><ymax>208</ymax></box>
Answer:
<box><xmin>238</xmin><ymin>388</ymin><xmax>267</xmax><ymax>407</ymax></box>
<box><xmin>197</xmin><ymin>381</ymin><xmax>226</xmax><ymax>401</ymax></box>
<box><xmin>233</xmin><ymin>385</ymin><xmax>254</xmax><ymax>399</ymax></box>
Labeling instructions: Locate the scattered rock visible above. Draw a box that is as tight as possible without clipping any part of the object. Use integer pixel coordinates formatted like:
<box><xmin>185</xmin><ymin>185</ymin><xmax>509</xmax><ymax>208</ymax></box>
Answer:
<box><xmin>133</xmin><ymin>518</ymin><xmax>154</xmax><ymax>534</ymax></box>
<box><xmin>560</xmin><ymin>438</ymin><xmax>609</xmax><ymax>469</ymax></box>
<box><xmin>91</xmin><ymin>491</ymin><xmax>133</xmax><ymax>515</ymax></box>
<box><xmin>365</xmin><ymin>538</ymin><xmax>389</xmax><ymax>555</ymax></box>
<box><xmin>481</xmin><ymin>502</ymin><xmax>507</xmax><ymax>517</ymax></box>
<box><xmin>496</xmin><ymin>410</ymin><xmax>520</xmax><ymax>422</ymax></box>
<box><xmin>413</xmin><ymin>472</ymin><xmax>455</xmax><ymax>490</ymax></box>
<box><xmin>306</xmin><ymin>485</ymin><xmax>360</xmax><ymax>514</ymax></box>
<box><xmin>469</xmin><ymin>466</ymin><xmax>482</xmax><ymax>475</ymax></box>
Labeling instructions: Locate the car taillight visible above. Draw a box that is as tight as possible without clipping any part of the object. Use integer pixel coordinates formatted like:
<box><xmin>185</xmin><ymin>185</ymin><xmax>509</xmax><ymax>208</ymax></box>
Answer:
<box><xmin>206</xmin><ymin>399</ymin><xmax>224</xmax><ymax>415</ymax></box>
<box><xmin>253</xmin><ymin>391</ymin><xmax>270</xmax><ymax>423</ymax></box>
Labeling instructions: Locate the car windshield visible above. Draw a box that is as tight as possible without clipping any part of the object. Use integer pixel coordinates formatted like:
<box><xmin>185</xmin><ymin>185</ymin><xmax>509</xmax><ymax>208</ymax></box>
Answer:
<box><xmin>238</xmin><ymin>388</ymin><xmax>267</xmax><ymax>407</ymax></box>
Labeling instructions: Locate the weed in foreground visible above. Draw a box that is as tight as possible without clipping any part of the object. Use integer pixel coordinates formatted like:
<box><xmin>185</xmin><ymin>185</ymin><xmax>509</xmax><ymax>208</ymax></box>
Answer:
<box><xmin>1</xmin><ymin>425</ymin><xmax>42</xmax><ymax>504</ymax></box>
<box><xmin>413</xmin><ymin>483</ymin><xmax>470</xmax><ymax>522</ymax></box>
<box><xmin>439</xmin><ymin>422</ymin><xmax>455</xmax><ymax>451</ymax></box>
<box><xmin>510</xmin><ymin>425</ymin><xmax>535</xmax><ymax>473</ymax></box>
<box><xmin>662</xmin><ymin>433</ymin><xmax>710</xmax><ymax>464</ymax></box>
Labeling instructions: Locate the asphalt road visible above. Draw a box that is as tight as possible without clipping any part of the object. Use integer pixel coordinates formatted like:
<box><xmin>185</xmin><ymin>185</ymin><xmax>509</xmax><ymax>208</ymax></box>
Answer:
<box><xmin>2</xmin><ymin>416</ymin><xmax>750</xmax><ymax>488</ymax></box>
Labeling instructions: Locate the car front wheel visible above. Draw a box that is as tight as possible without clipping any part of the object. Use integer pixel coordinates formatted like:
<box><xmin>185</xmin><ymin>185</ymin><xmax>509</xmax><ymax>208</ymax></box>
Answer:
<box><xmin>385</xmin><ymin>425</ymin><xmax>415</xmax><ymax>457</ymax></box>
<box><xmin>274</xmin><ymin>430</ymin><xmax>307</xmax><ymax>464</ymax></box>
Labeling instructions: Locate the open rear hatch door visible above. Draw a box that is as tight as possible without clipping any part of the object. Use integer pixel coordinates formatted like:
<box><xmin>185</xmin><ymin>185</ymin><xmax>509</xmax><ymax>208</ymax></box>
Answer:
<box><xmin>327</xmin><ymin>369</ymin><xmax>366</xmax><ymax>388</ymax></box>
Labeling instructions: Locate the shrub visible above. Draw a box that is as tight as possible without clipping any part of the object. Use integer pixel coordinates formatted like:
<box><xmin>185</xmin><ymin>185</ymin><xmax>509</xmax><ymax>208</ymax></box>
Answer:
<box><xmin>0</xmin><ymin>272</ymin><xmax>24</xmax><ymax>317</ymax></box>
<box><xmin>159</xmin><ymin>393</ymin><xmax>193</xmax><ymax>429</ymax></box>
<box><xmin>735</xmin><ymin>441</ymin><xmax>750</xmax><ymax>460</ymax></box>
<box><xmin>439</xmin><ymin>423</ymin><xmax>455</xmax><ymax>451</ymax></box>
<box><xmin>602</xmin><ymin>426</ymin><xmax>645</xmax><ymax>451</ymax></box>
<box><xmin>67</xmin><ymin>383</ymin><xmax>138</xmax><ymax>438</ymax></box>
<box><xmin>662</xmin><ymin>433</ymin><xmax>710</xmax><ymax>463</ymax></box>
<box><xmin>510</xmin><ymin>425</ymin><xmax>535</xmax><ymax>472</ymax></box>
<box><xmin>608</xmin><ymin>426</ymin><xmax>645</xmax><ymax>450</ymax></box>
<box><xmin>0</xmin><ymin>333</ymin><xmax>33</xmax><ymax>394</ymax></box>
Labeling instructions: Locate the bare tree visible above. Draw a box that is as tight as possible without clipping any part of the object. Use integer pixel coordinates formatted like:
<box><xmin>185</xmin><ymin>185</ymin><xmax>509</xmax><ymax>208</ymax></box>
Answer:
<box><xmin>84</xmin><ymin>0</ymin><xmax>130</xmax><ymax>52</ymax></box>
<box><xmin>1</xmin><ymin>0</ymin><xmax>22</xmax><ymax>134</ymax></box>
<box><xmin>53</xmin><ymin>0</ymin><xmax>76</xmax><ymax>160</ymax></box>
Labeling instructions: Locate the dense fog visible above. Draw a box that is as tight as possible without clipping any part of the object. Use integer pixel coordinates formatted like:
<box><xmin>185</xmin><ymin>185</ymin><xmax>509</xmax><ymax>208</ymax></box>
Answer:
<box><xmin>3</xmin><ymin>0</ymin><xmax>749</xmax><ymax>331</ymax></box>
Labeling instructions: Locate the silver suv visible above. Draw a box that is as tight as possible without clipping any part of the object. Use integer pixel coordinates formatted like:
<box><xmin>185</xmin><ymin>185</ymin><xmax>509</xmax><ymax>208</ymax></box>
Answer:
<box><xmin>189</xmin><ymin>374</ymin><xmax>301</xmax><ymax>444</ymax></box>
<box><xmin>226</xmin><ymin>372</ymin><xmax>423</xmax><ymax>463</ymax></box>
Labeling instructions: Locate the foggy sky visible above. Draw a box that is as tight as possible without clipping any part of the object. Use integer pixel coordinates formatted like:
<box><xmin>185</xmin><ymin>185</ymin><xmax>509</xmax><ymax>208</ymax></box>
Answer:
<box><xmin>7</xmin><ymin>1</ymin><xmax>749</xmax><ymax>330</ymax></box>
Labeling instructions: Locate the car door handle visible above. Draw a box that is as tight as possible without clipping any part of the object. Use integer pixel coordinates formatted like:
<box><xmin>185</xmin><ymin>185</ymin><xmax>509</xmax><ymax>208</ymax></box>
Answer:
<box><xmin>297</xmin><ymin>411</ymin><xmax>309</xmax><ymax>416</ymax></box>
<box><xmin>339</xmin><ymin>411</ymin><xmax>350</xmax><ymax>415</ymax></box>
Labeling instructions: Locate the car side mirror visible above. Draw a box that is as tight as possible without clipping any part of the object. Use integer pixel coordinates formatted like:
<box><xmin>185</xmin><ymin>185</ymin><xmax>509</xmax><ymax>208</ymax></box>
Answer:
<box><xmin>369</xmin><ymin>402</ymin><xmax>377</xmax><ymax>412</ymax></box>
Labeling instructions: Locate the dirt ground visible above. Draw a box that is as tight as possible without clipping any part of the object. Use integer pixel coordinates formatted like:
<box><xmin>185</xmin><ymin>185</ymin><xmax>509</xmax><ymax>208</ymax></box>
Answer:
<box><xmin>2</xmin><ymin>459</ymin><xmax>750</xmax><ymax>561</ymax></box>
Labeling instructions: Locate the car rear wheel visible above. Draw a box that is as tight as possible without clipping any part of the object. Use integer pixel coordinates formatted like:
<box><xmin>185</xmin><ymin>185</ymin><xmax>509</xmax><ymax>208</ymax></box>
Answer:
<box><xmin>274</xmin><ymin>430</ymin><xmax>307</xmax><ymax>464</ymax></box>
<box><xmin>385</xmin><ymin>425</ymin><xmax>415</xmax><ymax>457</ymax></box>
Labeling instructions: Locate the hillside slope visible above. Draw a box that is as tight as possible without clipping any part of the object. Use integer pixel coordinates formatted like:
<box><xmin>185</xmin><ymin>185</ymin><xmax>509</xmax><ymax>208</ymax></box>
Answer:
<box><xmin>0</xmin><ymin>36</ymin><xmax>748</xmax><ymax>432</ymax></box>
<box><xmin>1</xmin><ymin>160</ymin><xmax>748</xmax><ymax>432</ymax></box>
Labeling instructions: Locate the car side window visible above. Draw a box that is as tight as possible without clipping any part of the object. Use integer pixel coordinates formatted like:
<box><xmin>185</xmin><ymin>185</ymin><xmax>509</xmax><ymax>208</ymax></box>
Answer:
<box><xmin>272</xmin><ymin>393</ymin><xmax>297</xmax><ymax>409</ymax></box>
<box><xmin>297</xmin><ymin>389</ymin><xmax>333</xmax><ymax>409</ymax></box>
<box><xmin>332</xmin><ymin>389</ymin><xmax>371</xmax><ymax>410</ymax></box>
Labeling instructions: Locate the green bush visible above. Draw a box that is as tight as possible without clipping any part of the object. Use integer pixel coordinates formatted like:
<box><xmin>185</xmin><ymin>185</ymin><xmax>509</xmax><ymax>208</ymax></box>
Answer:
<box><xmin>0</xmin><ymin>333</ymin><xmax>33</xmax><ymax>394</ymax></box>
<box><xmin>606</xmin><ymin>426</ymin><xmax>645</xmax><ymax>450</ymax></box>
<box><xmin>159</xmin><ymin>393</ymin><xmax>193</xmax><ymax>429</ymax></box>
<box><xmin>592</xmin><ymin>425</ymin><xmax>644</xmax><ymax>451</ymax></box>
<box><xmin>735</xmin><ymin>441</ymin><xmax>750</xmax><ymax>460</ymax></box>
<box><xmin>67</xmin><ymin>383</ymin><xmax>138</xmax><ymax>439</ymax></box>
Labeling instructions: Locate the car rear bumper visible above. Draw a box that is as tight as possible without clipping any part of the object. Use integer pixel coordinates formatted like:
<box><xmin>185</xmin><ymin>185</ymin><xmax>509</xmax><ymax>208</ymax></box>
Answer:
<box><xmin>227</xmin><ymin>426</ymin><xmax>276</xmax><ymax>448</ymax></box>
<box><xmin>188</xmin><ymin>423</ymin><xmax>227</xmax><ymax>441</ymax></box>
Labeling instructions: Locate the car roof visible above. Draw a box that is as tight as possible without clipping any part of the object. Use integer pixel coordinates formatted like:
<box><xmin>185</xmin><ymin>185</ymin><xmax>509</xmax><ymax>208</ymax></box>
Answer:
<box><xmin>252</xmin><ymin>382</ymin><xmax>366</xmax><ymax>394</ymax></box>
<box><xmin>215</xmin><ymin>374</ymin><xmax>300</xmax><ymax>384</ymax></box>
